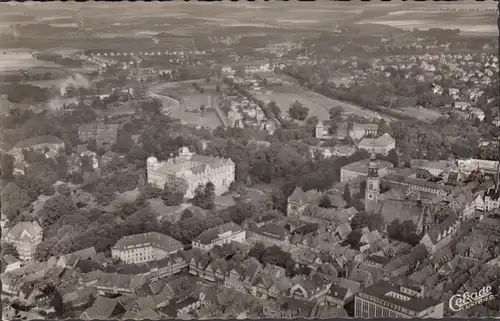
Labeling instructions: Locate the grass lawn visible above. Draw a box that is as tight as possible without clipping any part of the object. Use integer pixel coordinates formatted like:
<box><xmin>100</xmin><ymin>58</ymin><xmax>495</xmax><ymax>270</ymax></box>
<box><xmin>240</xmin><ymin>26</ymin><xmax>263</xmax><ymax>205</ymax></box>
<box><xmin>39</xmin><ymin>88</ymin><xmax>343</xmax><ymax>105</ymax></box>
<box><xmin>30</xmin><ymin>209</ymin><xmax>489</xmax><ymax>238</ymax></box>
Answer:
<box><xmin>396</xmin><ymin>106</ymin><xmax>443</xmax><ymax>122</ymax></box>
<box><xmin>149</xmin><ymin>80</ymin><xmax>224</xmax><ymax>129</ymax></box>
<box><xmin>250</xmin><ymin>82</ymin><xmax>385</xmax><ymax>121</ymax></box>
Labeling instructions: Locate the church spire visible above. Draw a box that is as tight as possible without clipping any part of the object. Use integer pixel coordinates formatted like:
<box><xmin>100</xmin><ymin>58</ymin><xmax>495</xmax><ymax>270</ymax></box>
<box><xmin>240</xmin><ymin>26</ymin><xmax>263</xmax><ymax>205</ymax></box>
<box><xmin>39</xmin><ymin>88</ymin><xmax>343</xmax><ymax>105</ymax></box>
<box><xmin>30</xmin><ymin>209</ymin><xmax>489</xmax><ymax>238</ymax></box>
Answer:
<box><xmin>368</xmin><ymin>151</ymin><xmax>378</xmax><ymax>178</ymax></box>
<box><xmin>365</xmin><ymin>151</ymin><xmax>380</xmax><ymax>214</ymax></box>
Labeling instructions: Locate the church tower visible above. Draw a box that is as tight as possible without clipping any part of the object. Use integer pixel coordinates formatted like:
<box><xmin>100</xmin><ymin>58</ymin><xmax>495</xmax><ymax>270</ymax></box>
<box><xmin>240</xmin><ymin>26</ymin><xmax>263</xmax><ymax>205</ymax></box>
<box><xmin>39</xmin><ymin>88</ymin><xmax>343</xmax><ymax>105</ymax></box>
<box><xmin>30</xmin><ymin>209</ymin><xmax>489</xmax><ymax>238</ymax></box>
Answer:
<box><xmin>365</xmin><ymin>152</ymin><xmax>380</xmax><ymax>213</ymax></box>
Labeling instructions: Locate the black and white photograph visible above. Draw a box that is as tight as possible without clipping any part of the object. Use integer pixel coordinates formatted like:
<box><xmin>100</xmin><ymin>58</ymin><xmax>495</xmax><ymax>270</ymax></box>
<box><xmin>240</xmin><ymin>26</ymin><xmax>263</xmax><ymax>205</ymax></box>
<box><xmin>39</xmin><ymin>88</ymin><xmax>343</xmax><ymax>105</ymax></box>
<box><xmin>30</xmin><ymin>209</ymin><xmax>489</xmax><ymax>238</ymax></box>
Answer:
<box><xmin>0</xmin><ymin>1</ymin><xmax>499</xmax><ymax>320</ymax></box>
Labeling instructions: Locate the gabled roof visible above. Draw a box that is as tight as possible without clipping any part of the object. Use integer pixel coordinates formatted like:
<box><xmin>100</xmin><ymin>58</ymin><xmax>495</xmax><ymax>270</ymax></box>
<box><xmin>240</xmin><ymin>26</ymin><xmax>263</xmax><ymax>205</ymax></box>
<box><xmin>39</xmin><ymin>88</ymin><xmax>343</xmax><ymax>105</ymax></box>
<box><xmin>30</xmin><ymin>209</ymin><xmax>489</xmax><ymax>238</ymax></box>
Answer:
<box><xmin>113</xmin><ymin>232</ymin><xmax>183</xmax><ymax>253</ymax></box>
<box><xmin>6</xmin><ymin>221</ymin><xmax>43</xmax><ymax>243</ymax></box>
<box><xmin>248</xmin><ymin>222</ymin><xmax>288</xmax><ymax>241</ymax></box>
<box><xmin>60</xmin><ymin>247</ymin><xmax>97</xmax><ymax>264</ymax></box>
<box><xmin>288</xmin><ymin>187</ymin><xmax>321</xmax><ymax>204</ymax></box>
<box><xmin>377</xmin><ymin>200</ymin><xmax>428</xmax><ymax>225</ymax></box>
<box><xmin>358</xmin><ymin>133</ymin><xmax>395</xmax><ymax>147</ymax></box>
<box><xmin>338</xmin><ymin>278</ymin><xmax>361</xmax><ymax>295</ymax></box>
<box><xmin>13</xmin><ymin>135</ymin><xmax>64</xmax><ymax>150</ymax></box>
<box><xmin>193</xmin><ymin>222</ymin><xmax>242</xmax><ymax>245</ymax></box>
<box><xmin>80</xmin><ymin>296</ymin><xmax>120</xmax><ymax>320</ymax></box>
<box><xmin>426</xmin><ymin>213</ymin><xmax>459</xmax><ymax>244</ymax></box>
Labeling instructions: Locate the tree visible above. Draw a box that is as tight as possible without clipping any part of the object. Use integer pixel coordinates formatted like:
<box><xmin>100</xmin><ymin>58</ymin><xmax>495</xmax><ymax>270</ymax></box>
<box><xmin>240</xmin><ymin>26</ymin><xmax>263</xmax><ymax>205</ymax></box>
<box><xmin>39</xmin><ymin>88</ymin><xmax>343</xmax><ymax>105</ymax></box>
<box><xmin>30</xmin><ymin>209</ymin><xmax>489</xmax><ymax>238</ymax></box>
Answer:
<box><xmin>319</xmin><ymin>195</ymin><xmax>332</xmax><ymax>208</ymax></box>
<box><xmin>62</xmin><ymin>133</ymin><xmax>72</xmax><ymax>155</ymax></box>
<box><xmin>387</xmin><ymin>219</ymin><xmax>419</xmax><ymax>245</ymax></box>
<box><xmin>42</xmin><ymin>182</ymin><xmax>55</xmax><ymax>196</ymax></box>
<box><xmin>2</xmin><ymin>243</ymin><xmax>20</xmax><ymax>259</ymax></box>
<box><xmin>38</xmin><ymin>194</ymin><xmax>76</xmax><ymax>228</ymax></box>
<box><xmin>267</xmin><ymin>101</ymin><xmax>281</xmax><ymax>118</ymax></box>
<box><xmin>343</xmin><ymin>184</ymin><xmax>352</xmax><ymax>205</ymax></box>
<box><xmin>122</xmin><ymin>208</ymin><xmax>159</xmax><ymax>237</ymax></box>
<box><xmin>0</xmin><ymin>153</ymin><xmax>14</xmax><ymax>180</ymax></box>
<box><xmin>162</xmin><ymin>183</ymin><xmax>184</xmax><ymax>206</ymax></box>
<box><xmin>248</xmin><ymin>242</ymin><xmax>266</xmax><ymax>261</ymax></box>
<box><xmin>192</xmin><ymin>184</ymin><xmax>206</xmax><ymax>208</ymax></box>
<box><xmin>387</xmin><ymin>149</ymin><xmax>400</xmax><ymax>168</ymax></box>
<box><xmin>116</xmin><ymin>130</ymin><xmax>133</xmax><ymax>154</ymax></box>
<box><xmin>204</xmin><ymin>181</ymin><xmax>216</xmax><ymax>210</ymax></box>
<box><xmin>288</xmin><ymin>101</ymin><xmax>309</xmax><ymax>120</ymax></box>
<box><xmin>345</xmin><ymin>229</ymin><xmax>362</xmax><ymax>249</ymax></box>
<box><xmin>305</xmin><ymin>116</ymin><xmax>319</xmax><ymax>135</ymax></box>
<box><xmin>69</xmin><ymin>171</ymin><xmax>84</xmax><ymax>185</ymax></box>
<box><xmin>180</xmin><ymin>209</ymin><xmax>193</xmax><ymax>220</ymax></box>
<box><xmin>358</xmin><ymin>180</ymin><xmax>366</xmax><ymax>198</ymax></box>
<box><xmin>95</xmin><ymin>182</ymin><xmax>117</xmax><ymax>206</ymax></box>
<box><xmin>87</xmin><ymin>138</ymin><xmax>98</xmax><ymax>152</ymax></box>
<box><xmin>350</xmin><ymin>211</ymin><xmax>369</xmax><ymax>230</ymax></box>
<box><xmin>329</xmin><ymin>106</ymin><xmax>344</xmax><ymax>120</ymax></box>
<box><xmin>1</xmin><ymin>182</ymin><xmax>32</xmax><ymax>220</ymax></box>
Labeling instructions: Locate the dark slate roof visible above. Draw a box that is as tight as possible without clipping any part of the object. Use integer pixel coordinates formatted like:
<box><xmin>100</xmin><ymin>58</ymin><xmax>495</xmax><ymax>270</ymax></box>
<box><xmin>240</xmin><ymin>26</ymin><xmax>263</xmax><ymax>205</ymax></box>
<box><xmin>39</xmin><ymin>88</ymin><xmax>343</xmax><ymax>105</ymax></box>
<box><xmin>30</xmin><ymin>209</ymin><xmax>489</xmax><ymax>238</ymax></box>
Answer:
<box><xmin>360</xmin><ymin>280</ymin><xmax>441</xmax><ymax>313</ymax></box>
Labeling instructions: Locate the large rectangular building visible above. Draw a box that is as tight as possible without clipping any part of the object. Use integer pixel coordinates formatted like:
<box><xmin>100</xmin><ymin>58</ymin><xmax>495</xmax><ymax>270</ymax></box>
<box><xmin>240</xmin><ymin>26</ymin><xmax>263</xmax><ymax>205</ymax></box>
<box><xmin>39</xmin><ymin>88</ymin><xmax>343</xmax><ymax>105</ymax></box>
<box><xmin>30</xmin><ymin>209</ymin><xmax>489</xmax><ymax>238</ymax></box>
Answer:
<box><xmin>357</xmin><ymin>133</ymin><xmax>396</xmax><ymax>156</ymax></box>
<box><xmin>147</xmin><ymin>147</ymin><xmax>235</xmax><ymax>199</ymax></box>
<box><xmin>111</xmin><ymin>232</ymin><xmax>183</xmax><ymax>264</ymax></box>
<box><xmin>78</xmin><ymin>122</ymin><xmax>119</xmax><ymax>145</ymax></box>
<box><xmin>354</xmin><ymin>280</ymin><xmax>444</xmax><ymax>318</ymax></box>
<box><xmin>340</xmin><ymin>158</ymin><xmax>393</xmax><ymax>183</ymax></box>
<box><xmin>192</xmin><ymin>222</ymin><xmax>245</xmax><ymax>251</ymax></box>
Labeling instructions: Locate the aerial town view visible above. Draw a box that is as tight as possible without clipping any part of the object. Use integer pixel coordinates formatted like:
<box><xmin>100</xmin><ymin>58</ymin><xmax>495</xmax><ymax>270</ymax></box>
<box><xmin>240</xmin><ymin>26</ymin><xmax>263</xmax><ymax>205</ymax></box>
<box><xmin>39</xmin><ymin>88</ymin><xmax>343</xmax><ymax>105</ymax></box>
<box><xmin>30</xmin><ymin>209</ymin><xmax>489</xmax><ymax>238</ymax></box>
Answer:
<box><xmin>0</xmin><ymin>1</ymin><xmax>499</xmax><ymax>320</ymax></box>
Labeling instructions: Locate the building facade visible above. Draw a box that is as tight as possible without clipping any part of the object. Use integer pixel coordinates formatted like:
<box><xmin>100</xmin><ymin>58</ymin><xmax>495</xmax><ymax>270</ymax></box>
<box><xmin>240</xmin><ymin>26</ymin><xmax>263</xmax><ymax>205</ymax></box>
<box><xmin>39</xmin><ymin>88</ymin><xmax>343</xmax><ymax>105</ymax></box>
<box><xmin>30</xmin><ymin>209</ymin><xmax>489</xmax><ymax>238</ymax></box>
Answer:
<box><xmin>354</xmin><ymin>281</ymin><xmax>444</xmax><ymax>318</ymax></box>
<box><xmin>78</xmin><ymin>122</ymin><xmax>119</xmax><ymax>145</ymax></box>
<box><xmin>340</xmin><ymin>158</ymin><xmax>393</xmax><ymax>183</ymax></box>
<box><xmin>357</xmin><ymin>134</ymin><xmax>395</xmax><ymax>156</ymax></box>
<box><xmin>9</xmin><ymin>135</ymin><xmax>65</xmax><ymax>162</ymax></box>
<box><xmin>4</xmin><ymin>221</ymin><xmax>43</xmax><ymax>261</ymax></box>
<box><xmin>192</xmin><ymin>222</ymin><xmax>246</xmax><ymax>251</ymax></box>
<box><xmin>147</xmin><ymin>147</ymin><xmax>235</xmax><ymax>199</ymax></box>
<box><xmin>419</xmin><ymin>215</ymin><xmax>460</xmax><ymax>254</ymax></box>
<box><xmin>111</xmin><ymin>232</ymin><xmax>183</xmax><ymax>264</ymax></box>
<box><xmin>350</xmin><ymin>124</ymin><xmax>379</xmax><ymax>140</ymax></box>
<box><xmin>365</xmin><ymin>153</ymin><xmax>380</xmax><ymax>214</ymax></box>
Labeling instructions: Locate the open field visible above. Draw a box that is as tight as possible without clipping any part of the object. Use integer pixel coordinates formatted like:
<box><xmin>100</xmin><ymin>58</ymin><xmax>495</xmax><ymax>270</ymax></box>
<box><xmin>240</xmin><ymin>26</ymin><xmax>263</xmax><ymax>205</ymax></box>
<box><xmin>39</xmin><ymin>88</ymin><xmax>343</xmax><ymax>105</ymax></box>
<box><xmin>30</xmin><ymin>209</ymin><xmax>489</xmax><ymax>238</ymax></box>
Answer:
<box><xmin>148</xmin><ymin>80</ymin><xmax>223</xmax><ymax>129</ymax></box>
<box><xmin>356</xmin><ymin>8</ymin><xmax>497</xmax><ymax>36</ymax></box>
<box><xmin>0</xmin><ymin>50</ymin><xmax>59</xmax><ymax>72</ymax></box>
<box><xmin>250</xmin><ymin>83</ymin><xmax>387</xmax><ymax>121</ymax></box>
<box><xmin>392</xmin><ymin>107</ymin><xmax>443</xmax><ymax>123</ymax></box>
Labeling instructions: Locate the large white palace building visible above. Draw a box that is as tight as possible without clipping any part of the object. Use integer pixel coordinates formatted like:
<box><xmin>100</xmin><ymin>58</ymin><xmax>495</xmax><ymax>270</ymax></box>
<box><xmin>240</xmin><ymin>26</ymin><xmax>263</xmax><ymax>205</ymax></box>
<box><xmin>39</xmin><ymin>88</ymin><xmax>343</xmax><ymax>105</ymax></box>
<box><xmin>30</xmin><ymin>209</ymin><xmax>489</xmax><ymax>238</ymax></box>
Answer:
<box><xmin>147</xmin><ymin>147</ymin><xmax>235</xmax><ymax>199</ymax></box>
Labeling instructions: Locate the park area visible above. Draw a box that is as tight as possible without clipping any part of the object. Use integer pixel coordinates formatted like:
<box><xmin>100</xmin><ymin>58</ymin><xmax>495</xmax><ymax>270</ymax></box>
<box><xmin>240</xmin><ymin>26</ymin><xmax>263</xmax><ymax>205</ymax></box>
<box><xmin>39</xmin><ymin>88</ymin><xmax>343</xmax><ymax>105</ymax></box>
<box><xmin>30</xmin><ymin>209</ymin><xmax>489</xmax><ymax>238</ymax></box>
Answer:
<box><xmin>394</xmin><ymin>106</ymin><xmax>443</xmax><ymax>122</ymax></box>
<box><xmin>148</xmin><ymin>79</ymin><xmax>229</xmax><ymax>129</ymax></box>
<box><xmin>249</xmin><ymin>83</ymin><xmax>385</xmax><ymax>121</ymax></box>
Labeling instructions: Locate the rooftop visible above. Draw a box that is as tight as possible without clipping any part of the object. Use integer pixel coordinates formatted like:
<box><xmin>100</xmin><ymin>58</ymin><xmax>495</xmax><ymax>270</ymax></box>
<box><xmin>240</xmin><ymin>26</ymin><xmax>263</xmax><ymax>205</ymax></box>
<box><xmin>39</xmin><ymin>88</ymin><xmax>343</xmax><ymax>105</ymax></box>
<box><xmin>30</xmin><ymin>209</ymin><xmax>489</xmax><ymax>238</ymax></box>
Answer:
<box><xmin>113</xmin><ymin>232</ymin><xmax>183</xmax><ymax>253</ymax></box>
<box><xmin>358</xmin><ymin>133</ymin><xmax>395</xmax><ymax>147</ymax></box>
<box><xmin>147</xmin><ymin>147</ymin><xmax>233</xmax><ymax>176</ymax></box>
<box><xmin>360</xmin><ymin>280</ymin><xmax>441</xmax><ymax>314</ymax></box>
<box><xmin>193</xmin><ymin>222</ymin><xmax>242</xmax><ymax>245</ymax></box>
<box><xmin>6</xmin><ymin>221</ymin><xmax>43</xmax><ymax>242</ymax></box>
<box><xmin>342</xmin><ymin>158</ymin><xmax>394</xmax><ymax>174</ymax></box>
<box><xmin>13</xmin><ymin>135</ymin><xmax>64</xmax><ymax>150</ymax></box>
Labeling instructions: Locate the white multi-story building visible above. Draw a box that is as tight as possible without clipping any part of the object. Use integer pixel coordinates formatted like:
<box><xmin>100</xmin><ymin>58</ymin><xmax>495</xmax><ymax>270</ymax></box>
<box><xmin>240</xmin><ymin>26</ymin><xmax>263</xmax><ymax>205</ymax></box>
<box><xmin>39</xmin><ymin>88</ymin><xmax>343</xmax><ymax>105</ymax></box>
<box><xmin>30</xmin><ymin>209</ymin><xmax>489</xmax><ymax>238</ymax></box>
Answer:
<box><xmin>457</xmin><ymin>158</ymin><xmax>498</xmax><ymax>176</ymax></box>
<box><xmin>419</xmin><ymin>214</ymin><xmax>460</xmax><ymax>254</ymax></box>
<box><xmin>147</xmin><ymin>147</ymin><xmax>235</xmax><ymax>199</ymax></box>
<box><xmin>355</xmin><ymin>280</ymin><xmax>444</xmax><ymax>318</ymax></box>
<box><xmin>4</xmin><ymin>221</ymin><xmax>43</xmax><ymax>261</ymax></box>
<box><xmin>357</xmin><ymin>134</ymin><xmax>396</xmax><ymax>156</ymax></box>
<box><xmin>192</xmin><ymin>222</ymin><xmax>246</xmax><ymax>251</ymax></box>
<box><xmin>409</xmin><ymin>159</ymin><xmax>453</xmax><ymax>177</ymax></box>
<box><xmin>111</xmin><ymin>232</ymin><xmax>183</xmax><ymax>264</ymax></box>
<box><xmin>340</xmin><ymin>158</ymin><xmax>394</xmax><ymax>183</ymax></box>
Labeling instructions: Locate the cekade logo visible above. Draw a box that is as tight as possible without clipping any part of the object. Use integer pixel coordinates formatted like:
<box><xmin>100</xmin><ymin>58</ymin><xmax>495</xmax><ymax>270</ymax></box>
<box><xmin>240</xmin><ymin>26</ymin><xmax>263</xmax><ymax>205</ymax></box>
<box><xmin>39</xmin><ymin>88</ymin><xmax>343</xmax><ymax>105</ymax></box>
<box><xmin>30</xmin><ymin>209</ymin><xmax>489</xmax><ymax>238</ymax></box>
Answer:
<box><xmin>449</xmin><ymin>286</ymin><xmax>495</xmax><ymax>312</ymax></box>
